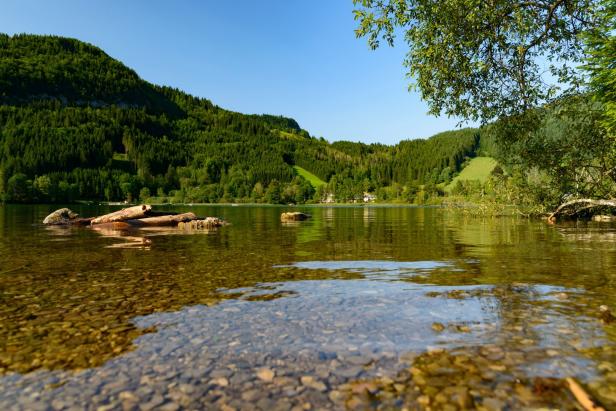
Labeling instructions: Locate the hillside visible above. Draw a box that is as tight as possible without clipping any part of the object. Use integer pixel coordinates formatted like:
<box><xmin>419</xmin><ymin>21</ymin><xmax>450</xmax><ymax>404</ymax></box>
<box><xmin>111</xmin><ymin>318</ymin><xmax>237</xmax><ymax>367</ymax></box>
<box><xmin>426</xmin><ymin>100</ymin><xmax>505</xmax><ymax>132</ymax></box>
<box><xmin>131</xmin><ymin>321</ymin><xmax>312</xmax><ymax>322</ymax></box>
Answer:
<box><xmin>445</xmin><ymin>157</ymin><xmax>498</xmax><ymax>192</ymax></box>
<box><xmin>0</xmin><ymin>34</ymin><xmax>488</xmax><ymax>204</ymax></box>
<box><xmin>293</xmin><ymin>166</ymin><xmax>326</xmax><ymax>188</ymax></box>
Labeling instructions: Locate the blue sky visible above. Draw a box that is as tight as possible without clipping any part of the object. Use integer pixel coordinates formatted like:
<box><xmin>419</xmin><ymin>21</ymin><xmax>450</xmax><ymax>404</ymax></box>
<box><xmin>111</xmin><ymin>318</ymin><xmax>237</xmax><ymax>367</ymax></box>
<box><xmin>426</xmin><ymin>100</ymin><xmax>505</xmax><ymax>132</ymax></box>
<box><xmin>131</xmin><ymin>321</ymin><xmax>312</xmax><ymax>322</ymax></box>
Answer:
<box><xmin>1</xmin><ymin>0</ymin><xmax>471</xmax><ymax>145</ymax></box>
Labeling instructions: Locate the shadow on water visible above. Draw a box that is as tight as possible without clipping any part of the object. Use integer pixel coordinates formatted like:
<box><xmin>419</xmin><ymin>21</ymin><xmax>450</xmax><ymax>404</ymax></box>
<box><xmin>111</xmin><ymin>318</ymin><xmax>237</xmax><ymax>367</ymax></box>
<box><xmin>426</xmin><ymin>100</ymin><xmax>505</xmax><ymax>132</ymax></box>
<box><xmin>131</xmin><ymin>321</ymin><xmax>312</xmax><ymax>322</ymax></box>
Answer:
<box><xmin>1</xmin><ymin>205</ymin><xmax>616</xmax><ymax>409</ymax></box>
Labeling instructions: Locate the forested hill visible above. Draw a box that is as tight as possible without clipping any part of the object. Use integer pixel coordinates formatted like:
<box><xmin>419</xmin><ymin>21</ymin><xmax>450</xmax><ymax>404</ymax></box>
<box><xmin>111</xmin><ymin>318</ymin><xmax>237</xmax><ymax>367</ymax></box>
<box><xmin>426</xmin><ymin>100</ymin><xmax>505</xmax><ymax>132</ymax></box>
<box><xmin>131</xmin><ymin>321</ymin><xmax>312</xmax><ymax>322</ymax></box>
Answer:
<box><xmin>0</xmin><ymin>34</ymin><xmax>487</xmax><ymax>204</ymax></box>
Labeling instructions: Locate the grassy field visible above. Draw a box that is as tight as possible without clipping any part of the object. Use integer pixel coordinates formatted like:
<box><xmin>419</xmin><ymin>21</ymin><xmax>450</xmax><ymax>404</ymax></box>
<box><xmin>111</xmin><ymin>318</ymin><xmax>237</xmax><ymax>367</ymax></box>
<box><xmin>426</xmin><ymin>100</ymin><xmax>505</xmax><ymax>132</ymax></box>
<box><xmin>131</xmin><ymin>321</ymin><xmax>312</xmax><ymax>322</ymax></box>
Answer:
<box><xmin>293</xmin><ymin>165</ymin><xmax>326</xmax><ymax>188</ymax></box>
<box><xmin>446</xmin><ymin>157</ymin><xmax>497</xmax><ymax>192</ymax></box>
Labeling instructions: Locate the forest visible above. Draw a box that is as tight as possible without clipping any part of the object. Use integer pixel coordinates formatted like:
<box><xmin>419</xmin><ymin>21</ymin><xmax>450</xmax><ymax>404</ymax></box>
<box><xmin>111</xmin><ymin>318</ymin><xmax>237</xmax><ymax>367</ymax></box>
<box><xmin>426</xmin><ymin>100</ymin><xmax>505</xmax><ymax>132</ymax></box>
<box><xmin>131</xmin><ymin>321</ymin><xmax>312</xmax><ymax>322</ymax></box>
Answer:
<box><xmin>0</xmin><ymin>34</ymin><xmax>487</xmax><ymax>205</ymax></box>
<box><xmin>1</xmin><ymin>27</ymin><xmax>614</xmax><ymax>211</ymax></box>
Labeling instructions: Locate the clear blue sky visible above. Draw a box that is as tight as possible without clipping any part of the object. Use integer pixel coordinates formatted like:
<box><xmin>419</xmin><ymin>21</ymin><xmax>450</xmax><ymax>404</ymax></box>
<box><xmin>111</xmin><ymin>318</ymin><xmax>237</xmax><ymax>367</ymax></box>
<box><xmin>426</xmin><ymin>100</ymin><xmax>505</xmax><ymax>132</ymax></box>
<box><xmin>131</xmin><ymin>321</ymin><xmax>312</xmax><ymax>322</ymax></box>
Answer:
<box><xmin>1</xmin><ymin>0</ymin><xmax>472</xmax><ymax>145</ymax></box>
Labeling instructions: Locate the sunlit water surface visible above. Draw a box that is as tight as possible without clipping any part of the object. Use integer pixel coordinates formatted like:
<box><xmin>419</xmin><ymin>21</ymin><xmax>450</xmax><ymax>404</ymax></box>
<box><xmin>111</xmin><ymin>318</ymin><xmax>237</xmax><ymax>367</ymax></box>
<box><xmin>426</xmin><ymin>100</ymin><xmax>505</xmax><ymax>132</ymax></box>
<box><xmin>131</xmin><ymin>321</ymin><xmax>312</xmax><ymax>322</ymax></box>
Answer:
<box><xmin>1</xmin><ymin>205</ymin><xmax>616</xmax><ymax>410</ymax></box>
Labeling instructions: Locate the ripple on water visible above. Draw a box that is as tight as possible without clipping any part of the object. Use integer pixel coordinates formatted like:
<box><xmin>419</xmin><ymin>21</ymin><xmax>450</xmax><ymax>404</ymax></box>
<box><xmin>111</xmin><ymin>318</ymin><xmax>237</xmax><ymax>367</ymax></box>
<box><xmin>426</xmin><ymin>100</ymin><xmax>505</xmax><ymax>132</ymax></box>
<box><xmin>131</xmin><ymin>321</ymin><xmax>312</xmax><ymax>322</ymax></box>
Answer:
<box><xmin>276</xmin><ymin>259</ymin><xmax>459</xmax><ymax>281</ymax></box>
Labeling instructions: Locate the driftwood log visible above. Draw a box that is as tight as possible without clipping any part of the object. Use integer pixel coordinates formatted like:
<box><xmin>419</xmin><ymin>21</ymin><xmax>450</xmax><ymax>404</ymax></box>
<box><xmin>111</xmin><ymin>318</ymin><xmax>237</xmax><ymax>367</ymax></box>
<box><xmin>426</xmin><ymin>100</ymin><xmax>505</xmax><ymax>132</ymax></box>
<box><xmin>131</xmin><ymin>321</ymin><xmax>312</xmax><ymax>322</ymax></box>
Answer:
<box><xmin>125</xmin><ymin>212</ymin><xmax>197</xmax><ymax>227</ymax></box>
<box><xmin>566</xmin><ymin>378</ymin><xmax>606</xmax><ymax>411</ymax></box>
<box><xmin>91</xmin><ymin>205</ymin><xmax>152</xmax><ymax>225</ymax></box>
<box><xmin>547</xmin><ymin>199</ymin><xmax>616</xmax><ymax>223</ymax></box>
<box><xmin>43</xmin><ymin>205</ymin><xmax>227</xmax><ymax>230</ymax></box>
<box><xmin>178</xmin><ymin>217</ymin><xmax>227</xmax><ymax>230</ymax></box>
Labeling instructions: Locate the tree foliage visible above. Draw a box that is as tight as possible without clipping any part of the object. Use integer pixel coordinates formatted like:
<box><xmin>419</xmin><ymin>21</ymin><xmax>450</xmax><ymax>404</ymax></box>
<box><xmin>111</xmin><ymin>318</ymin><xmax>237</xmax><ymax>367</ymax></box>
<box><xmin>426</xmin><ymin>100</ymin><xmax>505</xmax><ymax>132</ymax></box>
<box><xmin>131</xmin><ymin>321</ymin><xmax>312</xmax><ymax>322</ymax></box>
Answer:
<box><xmin>353</xmin><ymin>0</ymin><xmax>603</xmax><ymax>122</ymax></box>
<box><xmin>584</xmin><ymin>0</ymin><xmax>616</xmax><ymax>134</ymax></box>
<box><xmin>488</xmin><ymin>94</ymin><xmax>616</xmax><ymax>204</ymax></box>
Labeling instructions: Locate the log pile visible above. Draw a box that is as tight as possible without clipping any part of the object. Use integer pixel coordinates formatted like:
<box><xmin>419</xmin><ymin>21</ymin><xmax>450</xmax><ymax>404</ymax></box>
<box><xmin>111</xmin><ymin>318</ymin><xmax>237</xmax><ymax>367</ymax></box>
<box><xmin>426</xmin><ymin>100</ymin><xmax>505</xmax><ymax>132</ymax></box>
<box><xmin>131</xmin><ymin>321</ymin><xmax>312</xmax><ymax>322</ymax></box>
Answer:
<box><xmin>43</xmin><ymin>205</ymin><xmax>227</xmax><ymax>230</ymax></box>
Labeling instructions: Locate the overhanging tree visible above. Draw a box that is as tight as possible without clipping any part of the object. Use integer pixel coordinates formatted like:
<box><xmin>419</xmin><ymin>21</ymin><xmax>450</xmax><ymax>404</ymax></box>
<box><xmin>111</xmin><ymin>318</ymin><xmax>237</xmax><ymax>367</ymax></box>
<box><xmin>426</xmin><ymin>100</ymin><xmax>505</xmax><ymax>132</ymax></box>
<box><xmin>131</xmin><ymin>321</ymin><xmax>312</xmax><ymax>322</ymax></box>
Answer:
<box><xmin>353</xmin><ymin>0</ymin><xmax>615</xmax><ymax>210</ymax></box>
<box><xmin>353</xmin><ymin>0</ymin><xmax>604</xmax><ymax>122</ymax></box>
<box><xmin>584</xmin><ymin>0</ymin><xmax>616</xmax><ymax>134</ymax></box>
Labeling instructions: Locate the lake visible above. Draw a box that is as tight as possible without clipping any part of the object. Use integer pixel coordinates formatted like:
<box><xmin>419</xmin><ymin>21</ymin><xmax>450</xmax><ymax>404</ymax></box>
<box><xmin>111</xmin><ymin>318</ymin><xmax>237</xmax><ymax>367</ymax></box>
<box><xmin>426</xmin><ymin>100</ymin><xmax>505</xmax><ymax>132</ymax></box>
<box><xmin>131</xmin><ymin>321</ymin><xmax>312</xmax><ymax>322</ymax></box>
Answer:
<box><xmin>1</xmin><ymin>204</ymin><xmax>615</xmax><ymax>410</ymax></box>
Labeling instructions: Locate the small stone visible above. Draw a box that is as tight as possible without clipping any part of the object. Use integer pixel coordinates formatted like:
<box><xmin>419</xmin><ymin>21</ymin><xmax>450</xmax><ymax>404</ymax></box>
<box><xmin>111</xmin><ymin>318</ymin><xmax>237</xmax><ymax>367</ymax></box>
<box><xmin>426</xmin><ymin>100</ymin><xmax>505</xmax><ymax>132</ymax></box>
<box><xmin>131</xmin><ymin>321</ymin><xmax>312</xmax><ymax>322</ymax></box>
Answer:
<box><xmin>345</xmin><ymin>396</ymin><xmax>362</xmax><ymax>409</ymax></box>
<box><xmin>211</xmin><ymin>377</ymin><xmax>229</xmax><ymax>387</ymax></box>
<box><xmin>256</xmin><ymin>368</ymin><xmax>275</xmax><ymax>382</ymax></box>
<box><xmin>333</xmin><ymin>366</ymin><xmax>363</xmax><ymax>378</ymax></box>
<box><xmin>482</xmin><ymin>397</ymin><xmax>505</xmax><ymax>411</ymax></box>
<box><xmin>241</xmin><ymin>389</ymin><xmax>260</xmax><ymax>402</ymax></box>
<box><xmin>346</xmin><ymin>355</ymin><xmax>372</xmax><ymax>366</ymax></box>
<box><xmin>139</xmin><ymin>394</ymin><xmax>164</xmax><ymax>411</ymax></box>
<box><xmin>159</xmin><ymin>403</ymin><xmax>180</xmax><ymax>411</ymax></box>
<box><xmin>119</xmin><ymin>391</ymin><xmax>138</xmax><ymax>402</ymax></box>
<box><xmin>328</xmin><ymin>390</ymin><xmax>343</xmax><ymax>403</ymax></box>
<box><xmin>300</xmin><ymin>376</ymin><xmax>327</xmax><ymax>391</ymax></box>
<box><xmin>600</xmin><ymin>305</ymin><xmax>615</xmax><ymax>323</ymax></box>
<box><xmin>432</xmin><ymin>322</ymin><xmax>445</xmax><ymax>332</ymax></box>
<box><xmin>417</xmin><ymin>395</ymin><xmax>430</xmax><ymax>406</ymax></box>
<box><xmin>350</xmin><ymin>381</ymin><xmax>377</xmax><ymax>394</ymax></box>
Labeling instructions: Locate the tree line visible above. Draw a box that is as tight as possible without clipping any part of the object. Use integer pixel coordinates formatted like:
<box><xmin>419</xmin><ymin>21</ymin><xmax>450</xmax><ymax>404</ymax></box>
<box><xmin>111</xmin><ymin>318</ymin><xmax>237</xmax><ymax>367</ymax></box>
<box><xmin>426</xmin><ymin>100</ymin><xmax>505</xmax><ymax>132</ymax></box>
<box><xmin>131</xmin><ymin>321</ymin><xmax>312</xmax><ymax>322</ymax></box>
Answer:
<box><xmin>0</xmin><ymin>34</ymin><xmax>488</xmax><ymax>205</ymax></box>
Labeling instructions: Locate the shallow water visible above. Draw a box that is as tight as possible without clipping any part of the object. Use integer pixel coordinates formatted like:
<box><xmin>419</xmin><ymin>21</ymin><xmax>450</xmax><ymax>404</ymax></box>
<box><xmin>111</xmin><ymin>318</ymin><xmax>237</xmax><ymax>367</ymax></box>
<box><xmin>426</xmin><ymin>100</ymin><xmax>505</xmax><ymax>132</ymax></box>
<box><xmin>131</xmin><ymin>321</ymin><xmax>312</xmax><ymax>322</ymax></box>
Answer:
<box><xmin>1</xmin><ymin>205</ymin><xmax>615</xmax><ymax>410</ymax></box>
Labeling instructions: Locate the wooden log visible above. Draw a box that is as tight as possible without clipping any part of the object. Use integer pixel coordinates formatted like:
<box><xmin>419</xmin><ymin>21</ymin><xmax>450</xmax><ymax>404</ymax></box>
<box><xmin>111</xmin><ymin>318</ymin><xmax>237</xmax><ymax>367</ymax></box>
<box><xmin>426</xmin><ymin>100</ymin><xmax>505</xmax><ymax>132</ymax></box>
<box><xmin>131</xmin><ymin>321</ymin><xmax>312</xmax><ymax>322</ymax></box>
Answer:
<box><xmin>142</xmin><ymin>210</ymin><xmax>179</xmax><ymax>217</ymax></box>
<box><xmin>124</xmin><ymin>212</ymin><xmax>197</xmax><ymax>227</ymax></box>
<box><xmin>70</xmin><ymin>217</ymin><xmax>95</xmax><ymax>226</ymax></box>
<box><xmin>91</xmin><ymin>205</ymin><xmax>153</xmax><ymax>225</ymax></box>
<box><xmin>566</xmin><ymin>378</ymin><xmax>605</xmax><ymax>411</ymax></box>
<box><xmin>547</xmin><ymin>199</ymin><xmax>616</xmax><ymax>223</ymax></box>
<box><xmin>178</xmin><ymin>217</ymin><xmax>227</xmax><ymax>230</ymax></box>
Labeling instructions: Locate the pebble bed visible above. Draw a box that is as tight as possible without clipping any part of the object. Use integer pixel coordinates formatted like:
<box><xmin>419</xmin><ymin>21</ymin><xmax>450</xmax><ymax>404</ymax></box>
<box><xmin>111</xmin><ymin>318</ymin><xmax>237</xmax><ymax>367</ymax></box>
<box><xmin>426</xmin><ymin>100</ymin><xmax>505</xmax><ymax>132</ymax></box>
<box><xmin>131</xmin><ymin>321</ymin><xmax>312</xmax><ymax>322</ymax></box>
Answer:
<box><xmin>2</xmin><ymin>274</ymin><xmax>615</xmax><ymax>410</ymax></box>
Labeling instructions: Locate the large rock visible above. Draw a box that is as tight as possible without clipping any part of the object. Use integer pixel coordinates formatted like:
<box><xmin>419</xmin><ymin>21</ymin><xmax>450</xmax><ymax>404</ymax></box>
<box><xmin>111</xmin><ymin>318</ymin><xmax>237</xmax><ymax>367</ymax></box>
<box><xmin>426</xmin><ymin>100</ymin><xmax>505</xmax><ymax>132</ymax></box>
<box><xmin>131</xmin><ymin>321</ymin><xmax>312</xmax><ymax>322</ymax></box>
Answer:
<box><xmin>280</xmin><ymin>212</ymin><xmax>311</xmax><ymax>222</ymax></box>
<box><xmin>43</xmin><ymin>208</ymin><xmax>79</xmax><ymax>225</ymax></box>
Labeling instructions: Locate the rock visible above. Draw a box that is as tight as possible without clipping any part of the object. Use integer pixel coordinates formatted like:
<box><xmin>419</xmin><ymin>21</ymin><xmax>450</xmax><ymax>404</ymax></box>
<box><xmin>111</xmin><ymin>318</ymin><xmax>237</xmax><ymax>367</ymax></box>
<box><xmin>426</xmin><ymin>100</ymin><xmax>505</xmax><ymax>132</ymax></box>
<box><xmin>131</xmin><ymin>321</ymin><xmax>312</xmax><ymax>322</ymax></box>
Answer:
<box><xmin>280</xmin><ymin>212</ymin><xmax>311</xmax><ymax>222</ymax></box>
<box><xmin>240</xmin><ymin>389</ymin><xmax>260</xmax><ymax>401</ymax></box>
<box><xmin>417</xmin><ymin>395</ymin><xmax>430</xmax><ymax>406</ymax></box>
<box><xmin>332</xmin><ymin>366</ymin><xmax>363</xmax><ymax>378</ymax></box>
<box><xmin>43</xmin><ymin>208</ymin><xmax>81</xmax><ymax>225</ymax></box>
<box><xmin>600</xmin><ymin>305</ymin><xmax>614</xmax><ymax>323</ymax></box>
<box><xmin>555</xmin><ymin>292</ymin><xmax>568</xmax><ymax>300</ymax></box>
<box><xmin>211</xmin><ymin>377</ymin><xmax>229</xmax><ymax>387</ymax></box>
<box><xmin>256</xmin><ymin>368</ymin><xmax>275</xmax><ymax>382</ymax></box>
<box><xmin>481</xmin><ymin>397</ymin><xmax>505</xmax><ymax>411</ymax></box>
<box><xmin>139</xmin><ymin>394</ymin><xmax>164</xmax><ymax>411</ymax></box>
<box><xmin>328</xmin><ymin>390</ymin><xmax>343</xmax><ymax>403</ymax></box>
<box><xmin>300</xmin><ymin>376</ymin><xmax>327</xmax><ymax>391</ymax></box>
<box><xmin>432</xmin><ymin>322</ymin><xmax>445</xmax><ymax>332</ymax></box>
